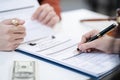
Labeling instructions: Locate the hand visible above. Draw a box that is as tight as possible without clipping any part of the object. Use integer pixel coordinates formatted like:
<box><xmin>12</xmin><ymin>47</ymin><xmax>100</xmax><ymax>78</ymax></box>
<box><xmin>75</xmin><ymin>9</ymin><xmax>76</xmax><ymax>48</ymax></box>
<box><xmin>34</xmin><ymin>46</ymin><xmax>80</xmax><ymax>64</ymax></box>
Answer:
<box><xmin>32</xmin><ymin>4</ymin><xmax>60</xmax><ymax>27</ymax></box>
<box><xmin>0</xmin><ymin>18</ymin><xmax>26</xmax><ymax>51</ymax></box>
<box><xmin>78</xmin><ymin>30</ymin><xmax>115</xmax><ymax>53</ymax></box>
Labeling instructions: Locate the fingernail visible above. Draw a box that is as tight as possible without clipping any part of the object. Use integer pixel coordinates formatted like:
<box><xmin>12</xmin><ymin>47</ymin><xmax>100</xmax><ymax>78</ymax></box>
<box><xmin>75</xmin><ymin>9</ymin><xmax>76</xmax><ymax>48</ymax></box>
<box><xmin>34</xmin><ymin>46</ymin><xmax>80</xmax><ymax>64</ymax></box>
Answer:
<box><xmin>20</xmin><ymin>20</ymin><xmax>25</xmax><ymax>24</ymax></box>
<box><xmin>31</xmin><ymin>17</ymin><xmax>35</xmax><ymax>20</ymax></box>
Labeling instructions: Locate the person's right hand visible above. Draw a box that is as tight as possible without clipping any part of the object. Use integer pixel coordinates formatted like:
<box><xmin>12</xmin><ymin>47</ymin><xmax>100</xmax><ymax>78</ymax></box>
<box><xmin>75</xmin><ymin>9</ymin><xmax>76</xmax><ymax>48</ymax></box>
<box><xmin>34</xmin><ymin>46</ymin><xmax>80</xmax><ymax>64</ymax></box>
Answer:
<box><xmin>78</xmin><ymin>30</ymin><xmax>115</xmax><ymax>53</ymax></box>
<box><xmin>0</xmin><ymin>19</ymin><xmax>26</xmax><ymax>51</ymax></box>
<box><xmin>32</xmin><ymin>4</ymin><xmax>60</xmax><ymax>27</ymax></box>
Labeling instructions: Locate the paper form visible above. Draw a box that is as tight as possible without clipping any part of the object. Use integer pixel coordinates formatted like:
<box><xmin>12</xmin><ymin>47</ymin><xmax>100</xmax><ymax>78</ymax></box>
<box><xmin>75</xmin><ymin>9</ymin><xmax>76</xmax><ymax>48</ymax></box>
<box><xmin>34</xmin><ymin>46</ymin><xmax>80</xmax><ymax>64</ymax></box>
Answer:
<box><xmin>18</xmin><ymin>33</ymin><xmax>120</xmax><ymax>77</ymax></box>
<box><xmin>0</xmin><ymin>0</ymin><xmax>55</xmax><ymax>42</ymax></box>
<box><xmin>64</xmin><ymin>53</ymin><xmax>120</xmax><ymax>75</ymax></box>
<box><xmin>8</xmin><ymin>7</ymin><xmax>118</xmax><ymax>77</ymax></box>
<box><xmin>19</xmin><ymin>34</ymin><xmax>80</xmax><ymax>61</ymax></box>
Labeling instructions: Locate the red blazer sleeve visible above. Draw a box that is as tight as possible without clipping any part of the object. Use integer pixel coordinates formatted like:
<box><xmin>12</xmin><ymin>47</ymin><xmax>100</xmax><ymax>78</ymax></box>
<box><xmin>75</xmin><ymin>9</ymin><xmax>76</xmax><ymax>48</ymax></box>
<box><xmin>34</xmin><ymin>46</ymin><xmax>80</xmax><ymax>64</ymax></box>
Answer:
<box><xmin>38</xmin><ymin>0</ymin><xmax>61</xmax><ymax>19</ymax></box>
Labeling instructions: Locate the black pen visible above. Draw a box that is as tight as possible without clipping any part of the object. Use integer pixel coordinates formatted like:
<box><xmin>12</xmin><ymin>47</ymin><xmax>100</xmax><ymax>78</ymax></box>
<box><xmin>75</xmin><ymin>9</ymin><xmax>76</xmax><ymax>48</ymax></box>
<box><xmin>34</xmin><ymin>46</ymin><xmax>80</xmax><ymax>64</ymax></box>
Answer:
<box><xmin>77</xmin><ymin>23</ymin><xmax>117</xmax><ymax>51</ymax></box>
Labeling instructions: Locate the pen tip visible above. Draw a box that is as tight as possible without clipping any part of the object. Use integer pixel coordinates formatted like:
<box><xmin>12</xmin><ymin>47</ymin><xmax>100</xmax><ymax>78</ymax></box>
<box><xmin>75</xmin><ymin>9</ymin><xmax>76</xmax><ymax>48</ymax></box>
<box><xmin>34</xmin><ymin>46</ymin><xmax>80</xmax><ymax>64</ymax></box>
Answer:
<box><xmin>77</xmin><ymin>48</ymin><xmax>80</xmax><ymax>51</ymax></box>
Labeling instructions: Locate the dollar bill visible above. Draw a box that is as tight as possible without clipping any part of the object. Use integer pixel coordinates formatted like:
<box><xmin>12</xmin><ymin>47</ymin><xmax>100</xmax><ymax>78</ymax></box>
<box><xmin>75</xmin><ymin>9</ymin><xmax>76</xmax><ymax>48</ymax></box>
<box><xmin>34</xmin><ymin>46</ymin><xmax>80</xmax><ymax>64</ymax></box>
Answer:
<box><xmin>12</xmin><ymin>61</ymin><xmax>35</xmax><ymax>80</ymax></box>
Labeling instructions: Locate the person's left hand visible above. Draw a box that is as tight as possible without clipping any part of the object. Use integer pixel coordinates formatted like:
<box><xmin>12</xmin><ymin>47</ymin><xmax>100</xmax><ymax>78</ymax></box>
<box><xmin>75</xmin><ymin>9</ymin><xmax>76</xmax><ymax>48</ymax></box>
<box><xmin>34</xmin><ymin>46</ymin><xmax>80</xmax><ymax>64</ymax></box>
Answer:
<box><xmin>32</xmin><ymin>4</ymin><xmax>60</xmax><ymax>27</ymax></box>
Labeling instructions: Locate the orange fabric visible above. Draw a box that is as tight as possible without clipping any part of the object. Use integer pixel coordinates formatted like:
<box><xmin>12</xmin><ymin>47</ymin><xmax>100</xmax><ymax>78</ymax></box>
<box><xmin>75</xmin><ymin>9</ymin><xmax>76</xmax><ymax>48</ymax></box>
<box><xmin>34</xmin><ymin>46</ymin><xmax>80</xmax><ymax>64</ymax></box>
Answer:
<box><xmin>107</xmin><ymin>24</ymin><xmax>120</xmax><ymax>37</ymax></box>
<box><xmin>37</xmin><ymin>0</ymin><xmax>61</xmax><ymax>19</ymax></box>
<box><xmin>107</xmin><ymin>30</ymin><xmax>115</xmax><ymax>37</ymax></box>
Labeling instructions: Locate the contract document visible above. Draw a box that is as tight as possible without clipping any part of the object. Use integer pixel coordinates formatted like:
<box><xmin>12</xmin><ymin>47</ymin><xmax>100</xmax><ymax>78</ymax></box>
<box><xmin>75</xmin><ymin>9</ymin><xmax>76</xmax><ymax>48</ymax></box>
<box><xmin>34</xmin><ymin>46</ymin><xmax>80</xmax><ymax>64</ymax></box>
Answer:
<box><xmin>18</xmin><ymin>34</ymin><xmax>120</xmax><ymax>79</ymax></box>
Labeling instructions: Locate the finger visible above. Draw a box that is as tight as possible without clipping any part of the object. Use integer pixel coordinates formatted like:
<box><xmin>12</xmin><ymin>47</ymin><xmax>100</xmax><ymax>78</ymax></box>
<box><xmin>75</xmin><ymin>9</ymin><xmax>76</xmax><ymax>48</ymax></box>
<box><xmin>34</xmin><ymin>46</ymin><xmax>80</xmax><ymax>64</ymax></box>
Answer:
<box><xmin>78</xmin><ymin>30</ymin><xmax>99</xmax><ymax>48</ymax></box>
<box><xmin>41</xmin><ymin>11</ymin><xmax>56</xmax><ymax>25</ymax></box>
<box><xmin>12</xmin><ymin>39</ymin><xmax>24</xmax><ymax>49</ymax></box>
<box><xmin>10</xmin><ymin>44</ymin><xmax>19</xmax><ymax>51</ymax></box>
<box><xmin>4</xmin><ymin>43</ymin><xmax>19</xmax><ymax>51</ymax></box>
<box><xmin>32</xmin><ymin>4</ymin><xmax>52</xmax><ymax>20</ymax></box>
<box><xmin>87</xmin><ymin>49</ymin><xmax>92</xmax><ymax>53</ymax></box>
<box><xmin>7</xmin><ymin>32</ymin><xmax>25</xmax><ymax>42</ymax></box>
<box><xmin>32</xmin><ymin>7</ymin><xmax>43</xmax><ymax>20</ymax></box>
<box><xmin>78</xmin><ymin>41</ymin><xmax>97</xmax><ymax>52</ymax></box>
<box><xmin>11</xmin><ymin>38</ymin><xmax>24</xmax><ymax>50</ymax></box>
<box><xmin>78</xmin><ymin>34</ymin><xmax>90</xmax><ymax>48</ymax></box>
<box><xmin>9</xmin><ymin>25</ymin><xmax>26</xmax><ymax>33</ymax></box>
<box><xmin>38</xmin><ymin>5</ymin><xmax>54</xmax><ymax>22</ymax></box>
<box><xmin>0</xmin><ymin>38</ymin><xmax>24</xmax><ymax>51</ymax></box>
<box><xmin>14</xmin><ymin>25</ymin><xmax>26</xmax><ymax>33</ymax></box>
<box><xmin>46</xmin><ymin>16</ymin><xmax>59</xmax><ymax>27</ymax></box>
<box><xmin>80</xmin><ymin>30</ymin><xmax>99</xmax><ymax>44</ymax></box>
<box><xmin>14</xmin><ymin>33</ymin><xmax>26</xmax><ymax>40</ymax></box>
<box><xmin>14</xmin><ymin>38</ymin><xmax>24</xmax><ymax>44</ymax></box>
<box><xmin>2</xmin><ymin>18</ymin><xmax>25</xmax><ymax>25</ymax></box>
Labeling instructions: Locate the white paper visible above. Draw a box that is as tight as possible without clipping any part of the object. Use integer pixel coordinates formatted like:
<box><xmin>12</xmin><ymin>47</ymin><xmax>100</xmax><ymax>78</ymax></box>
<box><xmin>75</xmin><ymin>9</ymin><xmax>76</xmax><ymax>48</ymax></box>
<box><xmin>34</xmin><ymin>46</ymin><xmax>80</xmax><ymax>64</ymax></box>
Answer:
<box><xmin>0</xmin><ymin>0</ymin><xmax>55</xmax><ymax>42</ymax></box>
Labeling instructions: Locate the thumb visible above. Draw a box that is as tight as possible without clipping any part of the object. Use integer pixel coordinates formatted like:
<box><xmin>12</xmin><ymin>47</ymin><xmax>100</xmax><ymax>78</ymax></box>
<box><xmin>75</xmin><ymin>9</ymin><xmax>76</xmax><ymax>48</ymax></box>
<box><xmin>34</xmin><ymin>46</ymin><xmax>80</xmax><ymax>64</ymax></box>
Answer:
<box><xmin>2</xmin><ymin>18</ymin><xmax>25</xmax><ymax>25</ymax></box>
<box><xmin>17</xmin><ymin>19</ymin><xmax>25</xmax><ymax>25</ymax></box>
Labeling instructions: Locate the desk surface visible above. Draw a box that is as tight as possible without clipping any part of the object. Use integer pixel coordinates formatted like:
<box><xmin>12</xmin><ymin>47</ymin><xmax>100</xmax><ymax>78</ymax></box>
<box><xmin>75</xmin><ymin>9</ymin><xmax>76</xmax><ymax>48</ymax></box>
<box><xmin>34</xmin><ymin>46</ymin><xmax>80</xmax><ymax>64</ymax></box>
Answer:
<box><xmin>0</xmin><ymin>51</ymin><xmax>90</xmax><ymax>80</ymax></box>
<box><xmin>0</xmin><ymin>9</ymin><xmax>115</xmax><ymax>80</ymax></box>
